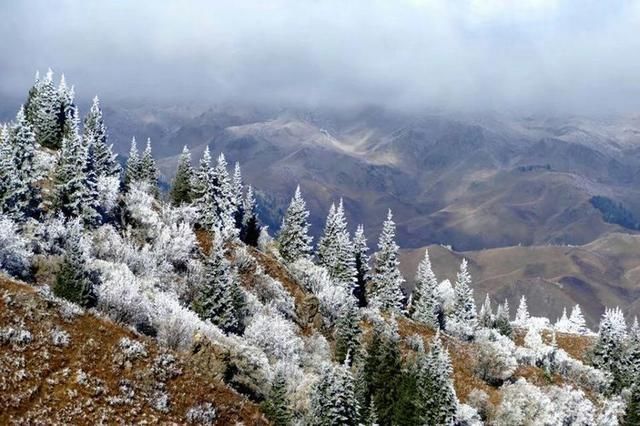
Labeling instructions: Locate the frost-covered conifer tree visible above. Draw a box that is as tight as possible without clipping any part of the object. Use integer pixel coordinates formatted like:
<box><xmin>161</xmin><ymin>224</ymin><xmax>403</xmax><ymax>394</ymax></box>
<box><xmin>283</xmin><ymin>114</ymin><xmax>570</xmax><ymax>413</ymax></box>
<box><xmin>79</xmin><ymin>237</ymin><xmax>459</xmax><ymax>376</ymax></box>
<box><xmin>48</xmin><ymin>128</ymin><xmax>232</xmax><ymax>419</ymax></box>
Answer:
<box><xmin>124</xmin><ymin>137</ymin><xmax>143</xmax><ymax>188</ymax></box>
<box><xmin>192</xmin><ymin>232</ymin><xmax>245</xmax><ymax>334</ymax></box>
<box><xmin>478</xmin><ymin>294</ymin><xmax>494</xmax><ymax>328</ymax></box>
<box><xmin>412</xmin><ymin>249</ymin><xmax>441</xmax><ymax>329</ymax></box>
<box><xmin>53</xmin><ymin>225</ymin><xmax>96</xmax><ymax>307</ymax></box>
<box><xmin>170</xmin><ymin>146</ymin><xmax>194</xmax><ymax>205</ymax></box>
<box><xmin>231</xmin><ymin>162</ymin><xmax>244</xmax><ymax>214</ymax></box>
<box><xmin>569</xmin><ymin>304</ymin><xmax>588</xmax><ymax>334</ymax></box>
<box><xmin>53</xmin><ymin>114</ymin><xmax>89</xmax><ymax>219</ymax></box>
<box><xmin>334</xmin><ymin>299</ymin><xmax>361</xmax><ymax>364</ymax></box>
<box><xmin>450</xmin><ymin>258</ymin><xmax>477</xmax><ymax>338</ymax></box>
<box><xmin>83</xmin><ymin>96</ymin><xmax>120</xmax><ymax>178</ymax></box>
<box><xmin>317</xmin><ymin>199</ymin><xmax>357</xmax><ymax>286</ymax></box>
<box><xmin>0</xmin><ymin>107</ymin><xmax>42</xmax><ymax>220</ymax></box>
<box><xmin>369</xmin><ymin>210</ymin><xmax>404</xmax><ymax>312</ymax></box>
<box><xmin>309</xmin><ymin>362</ymin><xmax>359</xmax><ymax>426</ymax></box>
<box><xmin>192</xmin><ymin>147</ymin><xmax>217</xmax><ymax>229</ymax></box>
<box><xmin>57</xmin><ymin>74</ymin><xmax>77</xmax><ymax>140</ymax></box>
<box><xmin>555</xmin><ymin>307</ymin><xmax>571</xmax><ymax>332</ymax></box>
<box><xmin>352</xmin><ymin>224</ymin><xmax>370</xmax><ymax>308</ymax></box>
<box><xmin>263</xmin><ymin>367</ymin><xmax>291</xmax><ymax>426</ymax></box>
<box><xmin>211</xmin><ymin>153</ymin><xmax>238</xmax><ymax>239</ymax></box>
<box><xmin>139</xmin><ymin>138</ymin><xmax>159</xmax><ymax>191</ymax></box>
<box><xmin>495</xmin><ymin>299</ymin><xmax>513</xmax><ymax>337</ymax></box>
<box><xmin>277</xmin><ymin>185</ymin><xmax>313</xmax><ymax>263</ymax></box>
<box><xmin>25</xmin><ymin>69</ymin><xmax>62</xmax><ymax>149</ymax></box>
<box><xmin>515</xmin><ymin>295</ymin><xmax>530</xmax><ymax>326</ymax></box>
<box><xmin>80</xmin><ymin>140</ymin><xmax>101</xmax><ymax>226</ymax></box>
<box><xmin>240</xmin><ymin>185</ymin><xmax>261</xmax><ymax>246</ymax></box>
<box><xmin>420</xmin><ymin>333</ymin><xmax>458</xmax><ymax>425</ymax></box>
<box><xmin>592</xmin><ymin>307</ymin><xmax>627</xmax><ymax>391</ymax></box>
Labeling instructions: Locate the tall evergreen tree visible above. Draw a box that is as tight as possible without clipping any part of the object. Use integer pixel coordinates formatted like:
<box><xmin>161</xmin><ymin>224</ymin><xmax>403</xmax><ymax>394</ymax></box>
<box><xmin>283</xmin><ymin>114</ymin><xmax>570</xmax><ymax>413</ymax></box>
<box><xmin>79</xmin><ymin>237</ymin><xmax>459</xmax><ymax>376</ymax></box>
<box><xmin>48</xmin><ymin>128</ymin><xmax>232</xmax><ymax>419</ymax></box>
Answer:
<box><xmin>335</xmin><ymin>299</ymin><xmax>361</xmax><ymax>364</ymax></box>
<box><xmin>592</xmin><ymin>307</ymin><xmax>628</xmax><ymax>392</ymax></box>
<box><xmin>231</xmin><ymin>161</ymin><xmax>243</xmax><ymax>210</ymax></box>
<box><xmin>495</xmin><ymin>299</ymin><xmax>513</xmax><ymax>337</ymax></box>
<box><xmin>25</xmin><ymin>69</ymin><xmax>62</xmax><ymax>149</ymax></box>
<box><xmin>411</xmin><ymin>249</ymin><xmax>441</xmax><ymax>329</ymax></box>
<box><xmin>124</xmin><ymin>137</ymin><xmax>143</xmax><ymax>188</ymax></box>
<box><xmin>569</xmin><ymin>304</ymin><xmax>588</xmax><ymax>334</ymax></box>
<box><xmin>352</xmin><ymin>224</ymin><xmax>370</xmax><ymax>308</ymax></box>
<box><xmin>309</xmin><ymin>361</ymin><xmax>359</xmax><ymax>426</ymax></box>
<box><xmin>170</xmin><ymin>146</ymin><xmax>194</xmax><ymax>205</ymax></box>
<box><xmin>450</xmin><ymin>258</ymin><xmax>477</xmax><ymax>339</ymax></box>
<box><xmin>317</xmin><ymin>199</ymin><xmax>357</xmax><ymax>286</ymax></box>
<box><xmin>83</xmin><ymin>96</ymin><xmax>120</xmax><ymax>178</ymax></box>
<box><xmin>1</xmin><ymin>107</ymin><xmax>42</xmax><ymax>220</ymax></box>
<box><xmin>369</xmin><ymin>210</ymin><xmax>404</xmax><ymax>312</ymax></box>
<box><xmin>193</xmin><ymin>147</ymin><xmax>217</xmax><ymax>228</ymax></box>
<box><xmin>57</xmin><ymin>74</ymin><xmax>77</xmax><ymax>140</ymax></box>
<box><xmin>419</xmin><ymin>333</ymin><xmax>458</xmax><ymax>425</ymax></box>
<box><xmin>263</xmin><ymin>368</ymin><xmax>292</xmax><ymax>426</ymax></box>
<box><xmin>139</xmin><ymin>138</ymin><xmax>159</xmax><ymax>191</ymax></box>
<box><xmin>515</xmin><ymin>295</ymin><xmax>531</xmax><ymax>326</ymax></box>
<box><xmin>192</xmin><ymin>232</ymin><xmax>245</xmax><ymax>334</ymax></box>
<box><xmin>277</xmin><ymin>185</ymin><xmax>313</xmax><ymax>263</ymax></box>
<box><xmin>80</xmin><ymin>140</ymin><xmax>101</xmax><ymax>226</ymax></box>
<box><xmin>53</xmin><ymin>114</ymin><xmax>88</xmax><ymax>219</ymax></box>
<box><xmin>53</xmin><ymin>226</ymin><xmax>97</xmax><ymax>308</ymax></box>
<box><xmin>240</xmin><ymin>185</ymin><xmax>261</xmax><ymax>246</ymax></box>
<box><xmin>211</xmin><ymin>153</ymin><xmax>237</xmax><ymax>238</ymax></box>
<box><xmin>478</xmin><ymin>294</ymin><xmax>494</xmax><ymax>328</ymax></box>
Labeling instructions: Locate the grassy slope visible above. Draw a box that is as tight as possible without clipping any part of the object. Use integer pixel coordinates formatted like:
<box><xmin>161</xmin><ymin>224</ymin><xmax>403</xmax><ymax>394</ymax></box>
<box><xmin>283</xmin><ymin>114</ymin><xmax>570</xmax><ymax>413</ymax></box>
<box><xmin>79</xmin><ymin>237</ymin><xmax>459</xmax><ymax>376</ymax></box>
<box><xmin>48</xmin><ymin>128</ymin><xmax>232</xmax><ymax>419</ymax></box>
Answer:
<box><xmin>0</xmin><ymin>276</ymin><xmax>268</xmax><ymax>425</ymax></box>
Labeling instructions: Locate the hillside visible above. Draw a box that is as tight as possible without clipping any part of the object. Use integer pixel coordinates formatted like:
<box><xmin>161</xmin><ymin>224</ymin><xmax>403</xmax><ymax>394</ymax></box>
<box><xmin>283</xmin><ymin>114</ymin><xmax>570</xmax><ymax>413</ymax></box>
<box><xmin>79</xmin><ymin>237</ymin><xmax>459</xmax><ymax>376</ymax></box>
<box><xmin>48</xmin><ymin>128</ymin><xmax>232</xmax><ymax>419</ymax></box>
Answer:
<box><xmin>0</xmin><ymin>276</ymin><xmax>267</xmax><ymax>425</ymax></box>
<box><xmin>400</xmin><ymin>233</ymin><xmax>640</xmax><ymax>328</ymax></box>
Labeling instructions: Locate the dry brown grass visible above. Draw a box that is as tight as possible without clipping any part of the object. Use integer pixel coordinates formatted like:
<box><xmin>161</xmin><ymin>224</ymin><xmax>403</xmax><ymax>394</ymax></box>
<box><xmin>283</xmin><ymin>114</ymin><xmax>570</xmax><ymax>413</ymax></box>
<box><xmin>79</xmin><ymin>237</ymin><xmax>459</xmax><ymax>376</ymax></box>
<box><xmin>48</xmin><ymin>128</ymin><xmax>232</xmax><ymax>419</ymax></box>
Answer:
<box><xmin>0</xmin><ymin>276</ymin><xmax>268</xmax><ymax>425</ymax></box>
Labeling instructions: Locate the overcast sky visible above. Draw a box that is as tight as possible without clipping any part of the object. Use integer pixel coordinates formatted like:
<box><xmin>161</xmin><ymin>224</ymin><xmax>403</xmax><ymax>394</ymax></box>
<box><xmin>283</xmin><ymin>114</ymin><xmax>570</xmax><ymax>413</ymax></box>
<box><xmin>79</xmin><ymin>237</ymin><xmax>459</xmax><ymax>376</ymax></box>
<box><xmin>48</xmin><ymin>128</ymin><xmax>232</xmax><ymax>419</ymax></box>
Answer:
<box><xmin>1</xmin><ymin>0</ymin><xmax>640</xmax><ymax>114</ymax></box>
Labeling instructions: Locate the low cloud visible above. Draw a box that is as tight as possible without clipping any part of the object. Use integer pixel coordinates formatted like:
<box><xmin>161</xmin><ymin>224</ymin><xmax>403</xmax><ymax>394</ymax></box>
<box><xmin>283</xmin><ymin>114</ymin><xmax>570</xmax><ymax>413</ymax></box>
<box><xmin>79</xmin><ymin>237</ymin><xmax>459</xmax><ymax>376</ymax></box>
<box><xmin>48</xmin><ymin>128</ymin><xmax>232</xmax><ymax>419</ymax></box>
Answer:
<box><xmin>1</xmin><ymin>0</ymin><xmax>639</xmax><ymax>114</ymax></box>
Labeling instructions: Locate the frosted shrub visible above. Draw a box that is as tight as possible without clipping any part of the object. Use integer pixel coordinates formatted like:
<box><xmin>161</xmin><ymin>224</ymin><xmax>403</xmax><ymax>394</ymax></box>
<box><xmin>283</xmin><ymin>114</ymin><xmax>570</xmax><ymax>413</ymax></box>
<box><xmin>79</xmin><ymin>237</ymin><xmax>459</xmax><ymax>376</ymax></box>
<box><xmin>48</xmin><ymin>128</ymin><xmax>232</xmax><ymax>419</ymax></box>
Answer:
<box><xmin>124</xmin><ymin>182</ymin><xmax>161</xmax><ymax>238</ymax></box>
<box><xmin>32</xmin><ymin>214</ymin><xmax>67</xmax><ymax>255</ymax></box>
<box><xmin>232</xmin><ymin>245</ymin><xmax>256</xmax><ymax>273</ymax></box>
<box><xmin>457</xmin><ymin>404</ymin><xmax>483</xmax><ymax>426</ymax></box>
<box><xmin>0</xmin><ymin>215</ymin><xmax>32</xmax><ymax>278</ymax></box>
<box><xmin>95</xmin><ymin>261</ymin><xmax>152</xmax><ymax>329</ymax></box>
<box><xmin>50</xmin><ymin>328</ymin><xmax>71</xmax><ymax>347</ymax></box>
<box><xmin>251</xmin><ymin>268</ymin><xmax>296</xmax><ymax>319</ymax></box>
<box><xmin>0</xmin><ymin>325</ymin><xmax>32</xmax><ymax>345</ymax></box>
<box><xmin>186</xmin><ymin>402</ymin><xmax>217</xmax><ymax>425</ymax></box>
<box><xmin>118</xmin><ymin>337</ymin><xmax>147</xmax><ymax>360</ymax></box>
<box><xmin>152</xmin><ymin>221</ymin><xmax>197</xmax><ymax>270</ymax></box>
<box><xmin>152</xmin><ymin>292</ymin><xmax>209</xmax><ymax>350</ymax></box>
<box><xmin>302</xmin><ymin>333</ymin><xmax>332</xmax><ymax>371</ymax></box>
<box><xmin>244</xmin><ymin>308</ymin><xmax>303</xmax><ymax>366</ymax></box>
<box><xmin>475</xmin><ymin>329</ymin><xmax>517</xmax><ymax>384</ymax></box>
<box><xmin>96</xmin><ymin>175</ymin><xmax>120</xmax><ymax>214</ymax></box>
<box><xmin>495</xmin><ymin>379</ymin><xmax>553</xmax><ymax>425</ymax></box>
<box><xmin>547</xmin><ymin>385</ymin><xmax>596</xmax><ymax>425</ymax></box>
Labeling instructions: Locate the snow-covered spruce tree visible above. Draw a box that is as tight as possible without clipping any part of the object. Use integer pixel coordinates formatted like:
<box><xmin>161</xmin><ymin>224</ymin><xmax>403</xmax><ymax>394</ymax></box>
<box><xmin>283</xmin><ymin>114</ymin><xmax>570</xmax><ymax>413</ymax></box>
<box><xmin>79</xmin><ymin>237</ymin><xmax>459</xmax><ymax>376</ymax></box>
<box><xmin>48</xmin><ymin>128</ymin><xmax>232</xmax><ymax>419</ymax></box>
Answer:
<box><xmin>625</xmin><ymin>384</ymin><xmax>640</xmax><ymax>426</ymax></box>
<box><xmin>317</xmin><ymin>199</ymin><xmax>357</xmax><ymax>287</ymax></box>
<box><xmin>83</xmin><ymin>96</ymin><xmax>120</xmax><ymax>178</ymax></box>
<box><xmin>334</xmin><ymin>298</ymin><xmax>361</xmax><ymax>364</ymax></box>
<box><xmin>80</xmin><ymin>139</ymin><xmax>102</xmax><ymax>226</ymax></box>
<box><xmin>277</xmin><ymin>185</ymin><xmax>313</xmax><ymax>263</ymax></box>
<box><xmin>191</xmin><ymin>232</ymin><xmax>245</xmax><ymax>334</ymax></box>
<box><xmin>362</xmin><ymin>318</ymin><xmax>402</xmax><ymax>425</ymax></box>
<box><xmin>555</xmin><ymin>307</ymin><xmax>571</xmax><ymax>332</ymax></box>
<box><xmin>124</xmin><ymin>137</ymin><xmax>143</xmax><ymax>189</ymax></box>
<box><xmin>449</xmin><ymin>258</ymin><xmax>478</xmax><ymax>339</ymax></box>
<box><xmin>309</xmin><ymin>361</ymin><xmax>359</xmax><ymax>426</ymax></box>
<box><xmin>411</xmin><ymin>248</ymin><xmax>441</xmax><ymax>329</ymax></box>
<box><xmin>495</xmin><ymin>299</ymin><xmax>513</xmax><ymax>337</ymax></box>
<box><xmin>170</xmin><ymin>145</ymin><xmax>194</xmax><ymax>205</ymax></box>
<box><xmin>263</xmin><ymin>367</ymin><xmax>292</xmax><ymax>426</ymax></box>
<box><xmin>57</xmin><ymin>74</ymin><xmax>77</xmax><ymax>140</ymax></box>
<box><xmin>240</xmin><ymin>185</ymin><xmax>261</xmax><ymax>246</ymax></box>
<box><xmin>52</xmin><ymin>114</ymin><xmax>90</xmax><ymax>220</ymax></box>
<box><xmin>569</xmin><ymin>304</ymin><xmax>589</xmax><ymax>334</ymax></box>
<box><xmin>53</xmin><ymin>225</ymin><xmax>97</xmax><ymax>308</ymax></box>
<box><xmin>478</xmin><ymin>294</ymin><xmax>494</xmax><ymax>328</ymax></box>
<box><xmin>139</xmin><ymin>138</ymin><xmax>159</xmax><ymax>192</ymax></box>
<box><xmin>494</xmin><ymin>299</ymin><xmax>513</xmax><ymax>337</ymax></box>
<box><xmin>192</xmin><ymin>146</ymin><xmax>217</xmax><ymax>229</ymax></box>
<box><xmin>25</xmin><ymin>69</ymin><xmax>62</xmax><ymax>149</ymax></box>
<box><xmin>420</xmin><ymin>333</ymin><xmax>458</xmax><ymax>425</ymax></box>
<box><xmin>0</xmin><ymin>214</ymin><xmax>33</xmax><ymax>278</ymax></box>
<box><xmin>231</xmin><ymin>161</ymin><xmax>244</xmax><ymax>225</ymax></box>
<box><xmin>212</xmin><ymin>153</ymin><xmax>238</xmax><ymax>239</ymax></box>
<box><xmin>352</xmin><ymin>224</ymin><xmax>370</xmax><ymax>307</ymax></box>
<box><xmin>369</xmin><ymin>210</ymin><xmax>404</xmax><ymax>312</ymax></box>
<box><xmin>592</xmin><ymin>307</ymin><xmax>627</xmax><ymax>392</ymax></box>
<box><xmin>515</xmin><ymin>295</ymin><xmax>530</xmax><ymax>326</ymax></box>
<box><xmin>0</xmin><ymin>107</ymin><xmax>42</xmax><ymax>220</ymax></box>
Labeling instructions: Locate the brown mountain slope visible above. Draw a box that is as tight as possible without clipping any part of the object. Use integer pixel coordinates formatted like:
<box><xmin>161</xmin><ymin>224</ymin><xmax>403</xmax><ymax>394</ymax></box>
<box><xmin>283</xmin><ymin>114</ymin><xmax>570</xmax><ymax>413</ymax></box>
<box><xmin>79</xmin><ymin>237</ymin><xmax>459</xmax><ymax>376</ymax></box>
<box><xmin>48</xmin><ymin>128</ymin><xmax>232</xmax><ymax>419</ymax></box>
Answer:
<box><xmin>0</xmin><ymin>276</ymin><xmax>268</xmax><ymax>425</ymax></box>
<box><xmin>400</xmin><ymin>233</ymin><xmax>640</xmax><ymax>329</ymax></box>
